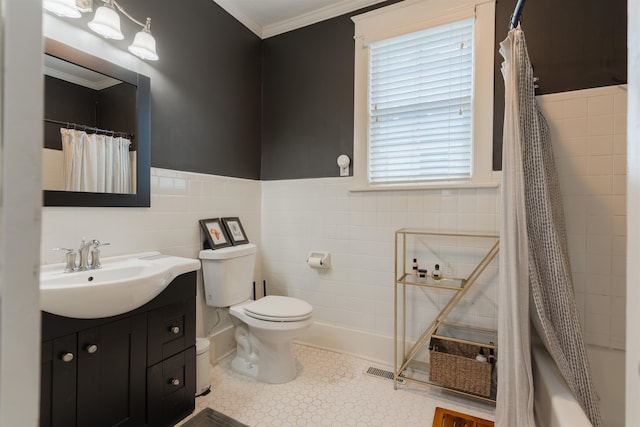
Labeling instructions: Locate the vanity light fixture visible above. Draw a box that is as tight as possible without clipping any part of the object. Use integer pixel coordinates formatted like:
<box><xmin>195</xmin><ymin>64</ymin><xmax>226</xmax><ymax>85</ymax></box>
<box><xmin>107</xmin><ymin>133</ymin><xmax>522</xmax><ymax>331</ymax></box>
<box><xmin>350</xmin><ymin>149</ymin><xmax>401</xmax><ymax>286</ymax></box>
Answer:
<box><xmin>43</xmin><ymin>0</ymin><xmax>159</xmax><ymax>61</ymax></box>
<box><xmin>43</xmin><ymin>0</ymin><xmax>82</xmax><ymax>18</ymax></box>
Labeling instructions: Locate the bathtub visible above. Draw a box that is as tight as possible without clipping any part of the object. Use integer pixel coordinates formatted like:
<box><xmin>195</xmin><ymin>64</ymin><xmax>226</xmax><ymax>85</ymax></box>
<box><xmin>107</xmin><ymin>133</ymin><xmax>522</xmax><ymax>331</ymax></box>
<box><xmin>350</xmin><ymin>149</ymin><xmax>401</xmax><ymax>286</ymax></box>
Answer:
<box><xmin>532</xmin><ymin>342</ymin><xmax>593</xmax><ymax>427</ymax></box>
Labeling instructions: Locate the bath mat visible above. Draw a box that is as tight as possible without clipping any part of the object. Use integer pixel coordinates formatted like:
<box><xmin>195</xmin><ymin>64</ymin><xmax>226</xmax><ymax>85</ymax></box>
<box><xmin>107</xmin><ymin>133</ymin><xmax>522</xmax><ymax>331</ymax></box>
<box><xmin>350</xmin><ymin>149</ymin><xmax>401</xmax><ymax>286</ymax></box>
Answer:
<box><xmin>432</xmin><ymin>407</ymin><xmax>494</xmax><ymax>427</ymax></box>
<box><xmin>181</xmin><ymin>408</ymin><xmax>249</xmax><ymax>427</ymax></box>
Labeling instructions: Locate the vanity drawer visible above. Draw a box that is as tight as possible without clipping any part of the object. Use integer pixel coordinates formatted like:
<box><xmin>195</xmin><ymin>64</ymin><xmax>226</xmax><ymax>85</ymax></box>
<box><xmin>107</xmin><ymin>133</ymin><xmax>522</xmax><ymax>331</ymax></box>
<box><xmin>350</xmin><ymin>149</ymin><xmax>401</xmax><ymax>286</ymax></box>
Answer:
<box><xmin>147</xmin><ymin>300</ymin><xmax>195</xmax><ymax>366</ymax></box>
<box><xmin>147</xmin><ymin>347</ymin><xmax>196</xmax><ymax>427</ymax></box>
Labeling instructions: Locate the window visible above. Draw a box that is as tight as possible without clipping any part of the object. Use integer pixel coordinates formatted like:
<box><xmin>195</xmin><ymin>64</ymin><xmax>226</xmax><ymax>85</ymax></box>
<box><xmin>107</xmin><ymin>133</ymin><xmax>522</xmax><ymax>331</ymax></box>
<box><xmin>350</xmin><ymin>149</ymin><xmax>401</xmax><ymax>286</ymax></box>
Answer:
<box><xmin>352</xmin><ymin>0</ymin><xmax>496</xmax><ymax>190</ymax></box>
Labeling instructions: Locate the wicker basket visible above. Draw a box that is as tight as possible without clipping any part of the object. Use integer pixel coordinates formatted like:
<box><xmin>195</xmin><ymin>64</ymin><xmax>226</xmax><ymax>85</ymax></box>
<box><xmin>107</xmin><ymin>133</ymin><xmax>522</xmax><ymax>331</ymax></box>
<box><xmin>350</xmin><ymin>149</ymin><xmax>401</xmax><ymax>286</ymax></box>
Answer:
<box><xmin>429</xmin><ymin>337</ymin><xmax>493</xmax><ymax>398</ymax></box>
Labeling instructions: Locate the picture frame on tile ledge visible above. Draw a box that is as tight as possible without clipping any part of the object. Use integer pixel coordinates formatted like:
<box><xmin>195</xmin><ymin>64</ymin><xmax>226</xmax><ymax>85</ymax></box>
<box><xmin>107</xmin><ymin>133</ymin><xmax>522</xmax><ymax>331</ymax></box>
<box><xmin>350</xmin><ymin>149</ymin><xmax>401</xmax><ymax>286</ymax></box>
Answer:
<box><xmin>199</xmin><ymin>218</ymin><xmax>232</xmax><ymax>250</ymax></box>
<box><xmin>222</xmin><ymin>217</ymin><xmax>249</xmax><ymax>245</ymax></box>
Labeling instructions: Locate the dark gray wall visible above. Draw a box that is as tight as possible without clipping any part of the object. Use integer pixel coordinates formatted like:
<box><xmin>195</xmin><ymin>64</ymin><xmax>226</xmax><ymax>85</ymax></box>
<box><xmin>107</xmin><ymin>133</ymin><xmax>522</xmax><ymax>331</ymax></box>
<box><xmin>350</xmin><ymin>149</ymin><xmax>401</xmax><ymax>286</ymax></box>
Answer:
<box><xmin>261</xmin><ymin>0</ymin><xmax>627</xmax><ymax>179</ymax></box>
<box><xmin>53</xmin><ymin>0</ymin><xmax>263</xmax><ymax>179</ymax></box>
<box><xmin>261</xmin><ymin>1</ymin><xmax>401</xmax><ymax>180</ymax></box>
<box><xmin>492</xmin><ymin>0</ymin><xmax>627</xmax><ymax>169</ymax></box>
<box><xmin>141</xmin><ymin>0</ymin><xmax>262</xmax><ymax>179</ymax></box>
<box><xmin>261</xmin><ymin>17</ymin><xmax>355</xmax><ymax>180</ymax></box>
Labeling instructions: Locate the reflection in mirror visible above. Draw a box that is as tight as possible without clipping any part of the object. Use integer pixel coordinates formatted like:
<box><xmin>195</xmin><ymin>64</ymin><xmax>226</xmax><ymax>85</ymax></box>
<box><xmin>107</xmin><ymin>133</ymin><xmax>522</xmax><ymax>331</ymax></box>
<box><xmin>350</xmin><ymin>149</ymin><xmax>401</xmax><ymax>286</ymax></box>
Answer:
<box><xmin>43</xmin><ymin>38</ymin><xmax>150</xmax><ymax>207</ymax></box>
<box><xmin>43</xmin><ymin>55</ymin><xmax>137</xmax><ymax>194</ymax></box>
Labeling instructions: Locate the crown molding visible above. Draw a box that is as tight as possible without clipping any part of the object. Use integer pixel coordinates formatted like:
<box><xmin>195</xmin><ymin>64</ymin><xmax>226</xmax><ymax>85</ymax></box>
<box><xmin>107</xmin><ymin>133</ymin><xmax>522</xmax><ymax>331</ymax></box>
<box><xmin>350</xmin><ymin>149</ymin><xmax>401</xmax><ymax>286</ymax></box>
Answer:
<box><xmin>213</xmin><ymin>0</ymin><xmax>389</xmax><ymax>40</ymax></box>
<box><xmin>213</xmin><ymin>0</ymin><xmax>264</xmax><ymax>38</ymax></box>
<box><xmin>262</xmin><ymin>0</ymin><xmax>389</xmax><ymax>38</ymax></box>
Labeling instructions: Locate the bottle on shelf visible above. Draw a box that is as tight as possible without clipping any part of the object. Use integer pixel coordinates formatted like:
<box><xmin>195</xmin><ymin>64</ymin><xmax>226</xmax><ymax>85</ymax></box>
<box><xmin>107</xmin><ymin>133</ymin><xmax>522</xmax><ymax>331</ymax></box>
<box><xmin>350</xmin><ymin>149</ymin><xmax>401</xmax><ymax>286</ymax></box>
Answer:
<box><xmin>432</xmin><ymin>264</ymin><xmax>442</xmax><ymax>280</ymax></box>
<box><xmin>418</xmin><ymin>269</ymin><xmax>427</xmax><ymax>278</ymax></box>
<box><xmin>475</xmin><ymin>347</ymin><xmax>487</xmax><ymax>362</ymax></box>
<box><xmin>412</xmin><ymin>259</ymin><xmax>418</xmax><ymax>276</ymax></box>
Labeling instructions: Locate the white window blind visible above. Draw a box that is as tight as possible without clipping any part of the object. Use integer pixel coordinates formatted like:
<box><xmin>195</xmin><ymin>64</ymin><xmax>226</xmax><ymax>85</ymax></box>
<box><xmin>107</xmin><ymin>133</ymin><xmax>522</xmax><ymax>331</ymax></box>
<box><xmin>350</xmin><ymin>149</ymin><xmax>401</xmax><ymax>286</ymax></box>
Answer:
<box><xmin>368</xmin><ymin>18</ymin><xmax>474</xmax><ymax>184</ymax></box>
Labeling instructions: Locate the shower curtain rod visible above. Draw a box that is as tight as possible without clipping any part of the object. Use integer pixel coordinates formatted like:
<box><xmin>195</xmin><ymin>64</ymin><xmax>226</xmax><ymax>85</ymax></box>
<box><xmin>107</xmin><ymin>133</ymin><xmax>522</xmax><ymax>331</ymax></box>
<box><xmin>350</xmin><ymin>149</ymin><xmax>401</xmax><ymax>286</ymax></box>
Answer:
<box><xmin>510</xmin><ymin>0</ymin><xmax>527</xmax><ymax>29</ymax></box>
<box><xmin>44</xmin><ymin>118</ymin><xmax>135</xmax><ymax>140</ymax></box>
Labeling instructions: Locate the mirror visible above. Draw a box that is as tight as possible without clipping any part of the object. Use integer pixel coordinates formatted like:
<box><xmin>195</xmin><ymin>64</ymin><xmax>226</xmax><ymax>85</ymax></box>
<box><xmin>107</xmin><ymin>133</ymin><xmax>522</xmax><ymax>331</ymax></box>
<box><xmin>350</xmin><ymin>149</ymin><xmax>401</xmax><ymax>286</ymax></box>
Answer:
<box><xmin>43</xmin><ymin>38</ymin><xmax>150</xmax><ymax>207</ymax></box>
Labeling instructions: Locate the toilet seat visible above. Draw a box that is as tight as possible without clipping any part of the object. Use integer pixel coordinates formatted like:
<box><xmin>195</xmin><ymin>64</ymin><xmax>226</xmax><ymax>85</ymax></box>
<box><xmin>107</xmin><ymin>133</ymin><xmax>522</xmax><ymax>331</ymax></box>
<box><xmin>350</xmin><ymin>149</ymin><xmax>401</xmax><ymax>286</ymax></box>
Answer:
<box><xmin>244</xmin><ymin>296</ymin><xmax>313</xmax><ymax>322</ymax></box>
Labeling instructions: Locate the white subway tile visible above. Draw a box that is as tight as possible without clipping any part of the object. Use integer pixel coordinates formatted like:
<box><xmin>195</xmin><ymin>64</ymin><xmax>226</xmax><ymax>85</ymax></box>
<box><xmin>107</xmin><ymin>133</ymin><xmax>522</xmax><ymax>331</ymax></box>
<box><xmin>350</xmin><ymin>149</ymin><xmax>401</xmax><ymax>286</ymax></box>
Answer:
<box><xmin>613</xmin><ymin>113</ymin><xmax>626</xmax><ymax>135</ymax></box>
<box><xmin>573</xmin><ymin>273</ymin><xmax>586</xmax><ymax>293</ymax></box>
<box><xmin>586</xmin><ymin>175</ymin><xmax>612</xmax><ymax>195</ymax></box>
<box><xmin>585</xmin><ymin>293</ymin><xmax>611</xmax><ymax>316</ymax></box>
<box><xmin>587</xmin><ymin>95</ymin><xmax>614</xmax><ymax>116</ymax></box>
<box><xmin>587</xmin><ymin>215</ymin><xmax>613</xmax><ymax>235</ymax></box>
<box><xmin>612</xmin><ymin>236</ymin><xmax>626</xmax><ymax>256</ymax></box>
<box><xmin>612</xmin><ymin>215</ymin><xmax>626</xmax><ymax>236</ymax></box>
<box><xmin>586</xmin><ymin>273</ymin><xmax>612</xmax><ymax>295</ymax></box>
<box><xmin>587</xmin><ymin>115</ymin><xmax>614</xmax><ymax>136</ymax></box>
<box><xmin>587</xmin><ymin>155</ymin><xmax>613</xmax><ymax>176</ymax></box>
<box><xmin>584</xmin><ymin>313</ymin><xmax>611</xmax><ymax>335</ymax></box>
<box><xmin>539</xmin><ymin>99</ymin><xmax>564</xmax><ymax>119</ymax></box>
<box><xmin>584</xmin><ymin>332</ymin><xmax>610</xmax><ymax>348</ymax></box>
<box><xmin>613</xmin><ymin>174</ymin><xmax>626</xmax><ymax>195</ymax></box>
<box><xmin>586</xmin><ymin>234</ymin><xmax>612</xmax><ymax>255</ymax></box>
<box><xmin>563</xmin><ymin>98</ymin><xmax>588</xmax><ymax>118</ymax></box>
<box><xmin>587</xmin><ymin>135</ymin><xmax>614</xmax><ymax>156</ymax></box>
<box><xmin>613</xmin><ymin>155</ymin><xmax>626</xmax><ymax>175</ymax></box>
<box><xmin>561</xmin><ymin>117</ymin><xmax>589</xmax><ymax>139</ymax></box>
<box><xmin>611</xmin><ymin>274</ymin><xmax>626</xmax><ymax>297</ymax></box>
<box><xmin>613</xmin><ymin>134</ymin><xmax>626</xmax><ymax>155</ymax></box>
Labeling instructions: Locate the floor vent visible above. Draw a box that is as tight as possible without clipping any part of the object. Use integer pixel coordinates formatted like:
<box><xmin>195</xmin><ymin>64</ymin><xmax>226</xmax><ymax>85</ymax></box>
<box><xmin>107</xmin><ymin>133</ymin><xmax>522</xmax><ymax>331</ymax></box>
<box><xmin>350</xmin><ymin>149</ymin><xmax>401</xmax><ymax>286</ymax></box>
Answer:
<box><xmin>364</xmin><ymin>366</ymin><xmax>401</xmax><ymax>383</ymax></box>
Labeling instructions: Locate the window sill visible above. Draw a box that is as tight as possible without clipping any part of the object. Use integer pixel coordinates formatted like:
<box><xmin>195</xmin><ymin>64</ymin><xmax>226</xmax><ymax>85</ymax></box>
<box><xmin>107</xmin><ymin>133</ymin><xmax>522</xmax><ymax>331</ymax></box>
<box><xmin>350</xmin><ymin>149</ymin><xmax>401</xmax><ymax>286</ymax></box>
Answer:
<box><xmin>349</xmin><ymin>181</ymin><xmax>499</xmax><ymax>192</ymax></box>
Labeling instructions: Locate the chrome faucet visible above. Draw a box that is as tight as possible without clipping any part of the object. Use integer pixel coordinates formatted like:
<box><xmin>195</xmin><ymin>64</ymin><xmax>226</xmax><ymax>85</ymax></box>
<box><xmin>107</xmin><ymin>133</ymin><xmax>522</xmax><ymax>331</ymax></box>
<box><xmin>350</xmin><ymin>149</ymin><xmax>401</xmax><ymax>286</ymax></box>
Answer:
<box><xmin>77</xmin><ymin>238</ymin><xmax>93</xmax><ymax>271</ymax></box>
<box><xmin>53</xmin><ymin>247</ymin><xmax>78</xmax><ymax>272</ymax></box>
<box><xmin>54</xmin><ymin>238</ymin><xmax>110</xmax><ymax>272</ymax></box>
<box><xmin>89</xmin><ymin>239</ymin><xmax>110</xmax><ymax>269</ymax></box>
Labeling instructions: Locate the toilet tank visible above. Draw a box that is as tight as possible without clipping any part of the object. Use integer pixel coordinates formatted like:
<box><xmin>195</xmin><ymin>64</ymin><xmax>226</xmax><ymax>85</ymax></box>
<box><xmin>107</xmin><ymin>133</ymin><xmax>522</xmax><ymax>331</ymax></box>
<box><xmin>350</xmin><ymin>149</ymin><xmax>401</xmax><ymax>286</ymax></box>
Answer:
<box><xmin>199</xmin><ymin>243</ymin><xmax>257</xmax><ymax>307</ymax></box>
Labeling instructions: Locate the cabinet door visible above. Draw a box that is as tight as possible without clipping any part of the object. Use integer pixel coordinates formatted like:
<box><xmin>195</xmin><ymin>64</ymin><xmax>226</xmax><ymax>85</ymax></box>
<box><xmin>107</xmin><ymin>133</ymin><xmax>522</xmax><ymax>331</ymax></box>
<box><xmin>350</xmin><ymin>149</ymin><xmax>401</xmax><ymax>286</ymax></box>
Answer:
<box><xmin>76</xmin><ymin>315</ymin><xmax>146</xmax><ymax>427</ymax></box>
<box><xmin>40</xmin><ymin>334</ymin><xmax>77</xmax><ymax>427</ymax></box>
<box><xmin>147</xmin><ymin>347</ymin><xmax>196</xmax><ymax>427</ymax></box>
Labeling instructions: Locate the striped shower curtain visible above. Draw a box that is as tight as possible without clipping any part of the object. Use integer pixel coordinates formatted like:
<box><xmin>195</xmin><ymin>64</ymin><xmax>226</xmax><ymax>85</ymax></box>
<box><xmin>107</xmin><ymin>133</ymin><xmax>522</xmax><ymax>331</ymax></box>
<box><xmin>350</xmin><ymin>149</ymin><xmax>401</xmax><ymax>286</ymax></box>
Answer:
<box><xmin>497</xmin><ymin>27</ymin><xmax>601</xmax><ymax>426</ymax></box>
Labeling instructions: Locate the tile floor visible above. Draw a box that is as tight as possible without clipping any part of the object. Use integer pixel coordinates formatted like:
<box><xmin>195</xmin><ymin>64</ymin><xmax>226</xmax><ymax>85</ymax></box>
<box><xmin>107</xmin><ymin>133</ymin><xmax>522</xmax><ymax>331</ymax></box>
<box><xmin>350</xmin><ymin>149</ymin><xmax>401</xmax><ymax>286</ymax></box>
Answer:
<box><xmin>177</xmin><ymin>344</ymin><xmax>495</xmax><ymax>427</ymax></box>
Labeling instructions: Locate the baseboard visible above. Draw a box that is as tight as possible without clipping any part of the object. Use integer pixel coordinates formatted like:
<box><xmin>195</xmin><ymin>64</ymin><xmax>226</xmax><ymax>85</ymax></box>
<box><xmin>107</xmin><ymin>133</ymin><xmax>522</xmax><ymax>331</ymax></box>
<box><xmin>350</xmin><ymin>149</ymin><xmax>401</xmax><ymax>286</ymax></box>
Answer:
<box><xmin>207</xmin><ymin>321</ymin><xmax>396</xmax><ymax>367</ymax></box>
<box><xmin>295</xmin><ymin>321</ymin><xmax>395</xmax><ymax>367</ymax></box>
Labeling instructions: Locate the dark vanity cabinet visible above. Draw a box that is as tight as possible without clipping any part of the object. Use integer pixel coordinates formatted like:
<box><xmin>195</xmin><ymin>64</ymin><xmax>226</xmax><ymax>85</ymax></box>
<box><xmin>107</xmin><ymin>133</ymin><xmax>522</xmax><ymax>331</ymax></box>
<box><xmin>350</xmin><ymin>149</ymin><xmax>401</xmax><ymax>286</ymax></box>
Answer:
<box><xmin>40</xmin><ymin>272</ymin><xmax>197</xmax><ymax>427</ymax></box>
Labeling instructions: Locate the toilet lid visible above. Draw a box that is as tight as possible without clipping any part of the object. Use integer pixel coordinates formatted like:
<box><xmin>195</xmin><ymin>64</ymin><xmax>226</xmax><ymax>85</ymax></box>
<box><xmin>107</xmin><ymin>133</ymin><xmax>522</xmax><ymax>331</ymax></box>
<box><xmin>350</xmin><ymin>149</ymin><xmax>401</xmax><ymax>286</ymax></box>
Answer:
<box><xmin>244</xmin><ymin>296</ymin><xmax>313</xmax><ymax>322</ymax></box>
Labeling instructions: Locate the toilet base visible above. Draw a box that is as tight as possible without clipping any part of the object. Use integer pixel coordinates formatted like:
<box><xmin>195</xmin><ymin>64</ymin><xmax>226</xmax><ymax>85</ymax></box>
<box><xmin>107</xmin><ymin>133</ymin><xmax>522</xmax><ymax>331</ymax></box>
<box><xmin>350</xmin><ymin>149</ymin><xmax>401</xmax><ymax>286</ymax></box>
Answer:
<box><xmin>230</xmin><ymin>323</ymin><xmax>298</xmax><ymax>384</ymax></box>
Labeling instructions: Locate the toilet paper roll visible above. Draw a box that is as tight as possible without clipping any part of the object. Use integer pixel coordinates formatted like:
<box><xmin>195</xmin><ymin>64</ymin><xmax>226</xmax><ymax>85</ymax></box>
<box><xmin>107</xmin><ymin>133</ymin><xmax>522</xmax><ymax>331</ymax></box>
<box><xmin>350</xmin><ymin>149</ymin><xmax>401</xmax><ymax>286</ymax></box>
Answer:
<box><xmin>308</xmin><ymin>257</ymin><xmax>324</xmax><ymax>268</ymax></box>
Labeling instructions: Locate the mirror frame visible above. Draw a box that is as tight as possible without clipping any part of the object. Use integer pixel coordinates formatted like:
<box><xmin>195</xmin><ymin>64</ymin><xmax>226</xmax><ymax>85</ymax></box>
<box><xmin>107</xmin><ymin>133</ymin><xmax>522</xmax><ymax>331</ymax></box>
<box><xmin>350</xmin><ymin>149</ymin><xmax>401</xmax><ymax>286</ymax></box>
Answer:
<box><xmin>43</xmin><ymin>38</ymin><xmax>151</xmax><ymax>207</ymax></box>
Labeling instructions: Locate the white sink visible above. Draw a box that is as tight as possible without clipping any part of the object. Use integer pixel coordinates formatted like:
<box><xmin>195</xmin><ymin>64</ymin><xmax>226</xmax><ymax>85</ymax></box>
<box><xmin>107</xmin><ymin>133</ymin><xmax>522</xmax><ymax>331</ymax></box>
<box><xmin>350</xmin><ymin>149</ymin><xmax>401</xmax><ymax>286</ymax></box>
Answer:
<box><xmin>40</xmin><ymin>252</ymin><xmax>200</xmax><ymax>319</ymax></box>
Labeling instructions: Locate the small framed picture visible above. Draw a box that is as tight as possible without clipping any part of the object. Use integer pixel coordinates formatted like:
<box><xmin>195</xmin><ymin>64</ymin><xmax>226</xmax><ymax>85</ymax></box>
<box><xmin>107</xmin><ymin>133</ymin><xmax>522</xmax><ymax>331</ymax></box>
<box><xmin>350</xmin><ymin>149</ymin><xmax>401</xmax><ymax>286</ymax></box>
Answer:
<box><xmin>199</xmin><ymin>218</ymin><xmax>232</xmax><ymax>250</ymax></box>
<box><xmin>222</xmin><ymin>217</ymin><xmax>249</xmax><ymax>245</ymax></box>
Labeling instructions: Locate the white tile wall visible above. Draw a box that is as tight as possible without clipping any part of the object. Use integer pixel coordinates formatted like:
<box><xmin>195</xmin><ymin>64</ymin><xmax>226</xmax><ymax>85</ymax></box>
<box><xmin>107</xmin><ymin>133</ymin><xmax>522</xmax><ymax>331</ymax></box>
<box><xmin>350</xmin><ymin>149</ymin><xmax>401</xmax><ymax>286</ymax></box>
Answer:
<box><xmin>40</xmin><ymin>168</ymin><xmax>262</xmax><ymax>337</ymax></box>
<box><xmin>261</xmin><ymin>179</ymin><xmax>500</xmax><ymax>341</ymax></box>
<box><xmin>41</xmin><ymin>168</ymin><xmax>261</xmax><ymax>264</ymax></box>
<box><xmin>537</xmin><ymin>85</ymin><xmax>627</xmax><ymax>350</ymax></box>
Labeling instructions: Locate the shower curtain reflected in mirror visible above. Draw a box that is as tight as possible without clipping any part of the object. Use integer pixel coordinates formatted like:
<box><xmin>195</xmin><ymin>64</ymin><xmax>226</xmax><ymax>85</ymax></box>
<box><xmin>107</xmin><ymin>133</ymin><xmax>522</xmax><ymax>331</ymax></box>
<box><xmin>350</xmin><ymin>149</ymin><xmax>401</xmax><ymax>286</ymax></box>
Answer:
<box><xmin>61</xmin><ymin>128</ymin><xmax>132</xmax><ymax>194</ymax></box>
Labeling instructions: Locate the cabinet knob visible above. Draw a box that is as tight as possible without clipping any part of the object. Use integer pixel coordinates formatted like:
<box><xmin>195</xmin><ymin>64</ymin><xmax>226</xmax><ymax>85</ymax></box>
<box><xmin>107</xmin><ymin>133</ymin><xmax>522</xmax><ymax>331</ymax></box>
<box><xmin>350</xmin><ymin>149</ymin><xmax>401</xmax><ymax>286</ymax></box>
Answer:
<box><xmin>60</xmin><ymin>352</ymin><xmax>74</xmax><ymax>362</ymax></box>
<box><xmin>169</xmin><ymin>378</ymin><xmax>180</xmax><ymax>386</ymax></box>
<box><xmin>170</xmin><ymin>326</ymin><xmax>180</xmax><ymax>334</ymax></box>
<box><xmin>85</xmin><ymin>344</ymin><xmax>98</xmax><ymax>354</ymax></box>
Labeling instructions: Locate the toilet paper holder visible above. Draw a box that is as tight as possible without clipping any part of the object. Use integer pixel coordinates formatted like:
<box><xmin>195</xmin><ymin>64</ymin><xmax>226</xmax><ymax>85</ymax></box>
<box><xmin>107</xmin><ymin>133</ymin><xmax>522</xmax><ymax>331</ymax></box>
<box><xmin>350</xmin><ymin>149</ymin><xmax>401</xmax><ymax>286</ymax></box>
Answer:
<box><xmin>306</xmin><ymin>251</ymin><xmax>331</xmax><ymax>269</ymax></box>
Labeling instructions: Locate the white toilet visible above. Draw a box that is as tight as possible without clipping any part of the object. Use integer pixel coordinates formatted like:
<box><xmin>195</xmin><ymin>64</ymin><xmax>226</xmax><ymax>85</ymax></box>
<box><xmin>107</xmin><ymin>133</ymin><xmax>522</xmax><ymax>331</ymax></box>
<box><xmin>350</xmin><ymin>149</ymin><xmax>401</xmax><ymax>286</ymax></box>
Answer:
<box><xmin>199</xmin><ymin>243</ymin><xmax>313</xmax><ymax>384</ymax></box>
